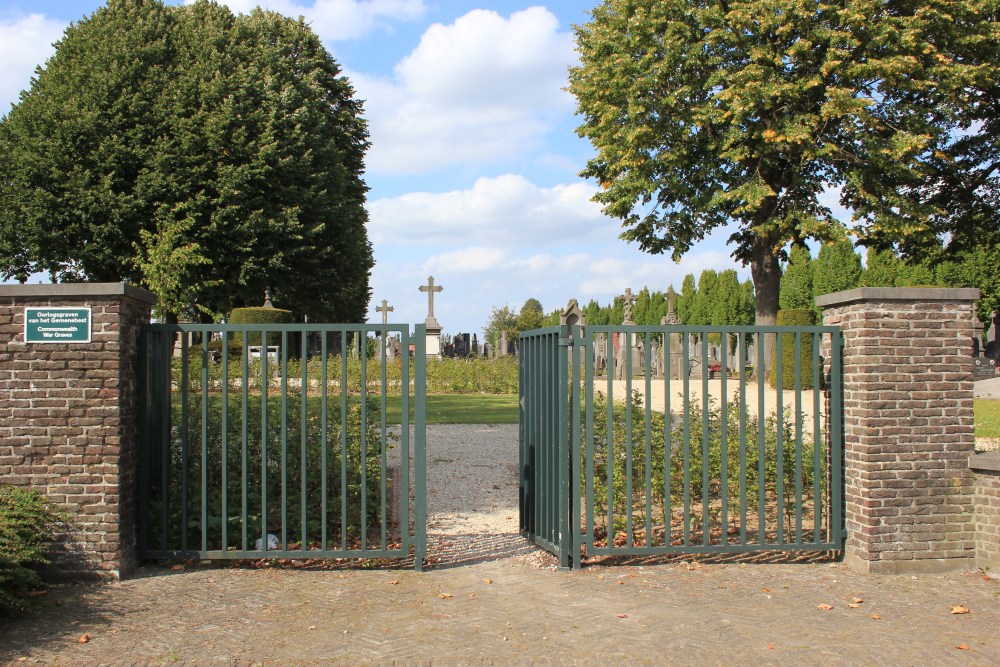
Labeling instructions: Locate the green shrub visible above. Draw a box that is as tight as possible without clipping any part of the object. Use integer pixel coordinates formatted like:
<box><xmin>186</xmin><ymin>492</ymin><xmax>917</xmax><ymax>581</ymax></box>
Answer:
<box><xmin>768</xmin><ymin>309</ymin><xmax>817</xmax><ymax>390</ymax></box>
<box><xmin>587</xmin><ymin>391</ymin><xmax>821</xmax><ymax>546</ymax></box>
<box><xmin>0</xmin><ymin>486</ymin><xmax>64</xmax><ymax>615</ymax></box>
<box><xmin>229</xmin><ymin>306</ymin><xmax>295</xmax><ymax>348</ymax></box>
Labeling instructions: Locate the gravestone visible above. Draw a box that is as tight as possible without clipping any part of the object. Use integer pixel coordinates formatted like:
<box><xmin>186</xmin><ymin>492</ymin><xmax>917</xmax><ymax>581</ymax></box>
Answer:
<box><xmin>472</xmin><ymin>333</ymin><xmax>480</xmax><ymax>357</ymax></box>
<box><xmin>499</xmin><ymin>330</ymin><xmax>509</xmax><ymax>357</ymax></box>
<box><xmin>661</xmin><ymin>287</ymin><xmax>683</xmax><ymax>378</ymax></box>
<box><xmin>418</xmin><ymin>276</ymin><xmax>443</xmax><ymax>359</ymax></box>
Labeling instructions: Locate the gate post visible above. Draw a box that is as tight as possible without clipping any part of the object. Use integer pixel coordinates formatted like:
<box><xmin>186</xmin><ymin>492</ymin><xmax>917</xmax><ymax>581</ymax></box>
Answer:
<box><xmin>817</xmin><ymin>287</ymin><xmax>980</xmax><ymax>574</ymax></box>
<box><xmin>0</xmin><ymin>283</ymin><xmax>156</xmax><ymax>579</ymax></box>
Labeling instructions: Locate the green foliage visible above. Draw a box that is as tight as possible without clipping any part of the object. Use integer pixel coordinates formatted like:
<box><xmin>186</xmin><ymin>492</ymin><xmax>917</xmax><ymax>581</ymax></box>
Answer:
<box><xmin>677</xmin><ymin>275</ymin><xmax>697</xmax><ymax>324</ymax></box>
<box><xmin>152</xmin><ymin>393</ymin><xmax>388</xmax><ymax>550</ymax></box>
<box><xmin>483</xmin><ymin>305</ymin><xmax>519</xmax><ymax>349</ymax></box>
<box><xmin>229</xmin><ymin>306</ymin><xmax>295</xmax><ymax>348</ymax></box>
<box><xmin>813</xmin><ymin>239</ymin><xmax>862</xmax><ymax>298</ymax></box>
<box><xmin>588</xmin><ymin>392</ymin><xmax>820</xmax><ymax>544</ymax></box>
<box><xmin>779</xmin><ymin>246</ymin><xmax>814</xmax><ymax>311</ymax></box>
<box><xmin>768</xmin><ymin>309</ymin><xmax>818</xmax><ymax>390</ymax></box>
<box><xmin>516</xmin><ymin>298</ymin><xmax>545</xmax><ymax>333</ymax></box>
<box><xmin>426</xmin><ymin>357</ymin><xmax>519</xmax><ymax>394</ymax></box>
<box><xmin>569</xmin><ymin>0</ymin><xmax>995</xmax><ymax>327</ymax></box>
<box><xmin>691</xmin><ymin>271</ymin><xmax>718</xmax><ymax>325</ymax></box>
<box><xmin>0</xmin><ymin>486</ymin><xmax>65</xmax><ymax>615</ymax></box>
<box><xmin>0</xmin><ymin>0</ymin><xmax>372</xmax><ymax>322</ymax></box>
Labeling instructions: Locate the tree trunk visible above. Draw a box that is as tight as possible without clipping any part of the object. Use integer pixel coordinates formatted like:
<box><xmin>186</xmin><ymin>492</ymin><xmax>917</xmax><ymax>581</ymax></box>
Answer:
<box><xmin>750</xmin><ymin>234</ymin><xmax>782</xmax><ymax>374</ymax></box>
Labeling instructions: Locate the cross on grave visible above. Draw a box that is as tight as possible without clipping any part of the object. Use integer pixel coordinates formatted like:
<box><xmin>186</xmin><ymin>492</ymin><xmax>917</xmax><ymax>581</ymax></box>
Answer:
<box><xmin>620</xmin><ymin>287</ymin><xmax>637</xmax><ymax>325</ymax></box>
<box><xmin>376</xmin><ymin>299</ymin><xmax>394</xmax><ymax>324</ymax></box>
<box><xmin>419</xmin><ymin>276</ymin><xmax>443</xmax><ymax>325</ymax></box>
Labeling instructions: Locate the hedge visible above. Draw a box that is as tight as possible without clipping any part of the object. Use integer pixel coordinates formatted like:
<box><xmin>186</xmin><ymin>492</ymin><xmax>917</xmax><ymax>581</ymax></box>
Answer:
<box><xmin>768</xmin><ymin>308</ymin><xmax>817</xmax><ymax>390</ymax></box>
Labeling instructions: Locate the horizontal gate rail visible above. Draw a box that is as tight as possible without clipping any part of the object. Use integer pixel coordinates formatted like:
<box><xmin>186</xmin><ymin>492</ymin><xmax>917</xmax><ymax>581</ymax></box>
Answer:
<box><xmin>139</xmin><ymin>323</ymin><xmax>426</xmax><ymax>570</ymax></box>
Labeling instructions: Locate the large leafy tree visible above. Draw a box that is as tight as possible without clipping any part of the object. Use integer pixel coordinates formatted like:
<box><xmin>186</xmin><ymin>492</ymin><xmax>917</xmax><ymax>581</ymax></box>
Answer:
<box><xmin>569</xmin><ymin>0</ymin><xmax>994</xmax><ymax>333</ymax></box>
<box><xmin>0</xmin><ymin>0</ymin><xmax>373</xmax><ymax>321</ymax></box>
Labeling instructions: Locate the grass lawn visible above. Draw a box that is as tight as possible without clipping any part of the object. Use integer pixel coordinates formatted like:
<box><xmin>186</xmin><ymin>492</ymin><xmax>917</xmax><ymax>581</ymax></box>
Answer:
<box><xmin>975</xmin><ymin>399</ymin><xmax>1000</xmax><ymax>439</ymax></box>
<box><xmin>386</xmin><ymin>394</ymin><xmax>518</xmax><ymax>425</ymax></box>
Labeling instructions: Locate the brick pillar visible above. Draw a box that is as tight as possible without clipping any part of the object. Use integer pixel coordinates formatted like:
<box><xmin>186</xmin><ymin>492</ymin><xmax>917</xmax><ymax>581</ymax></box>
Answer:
<box><xmin>0</xmin><ymin>283</ymin><xmax>155</xmax><ymax>580</ymax></box>
<box><xmin>817</xmin><ymin>287</ymin><xmax>980</xmax><ymax>574</ymax></box>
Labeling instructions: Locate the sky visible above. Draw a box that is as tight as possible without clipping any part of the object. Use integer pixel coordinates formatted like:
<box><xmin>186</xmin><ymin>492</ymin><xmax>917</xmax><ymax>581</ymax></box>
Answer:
<box><xmin>0</xmin><ymin>0</ymin><xmax>763</xmax><ymax>336</ymax></box>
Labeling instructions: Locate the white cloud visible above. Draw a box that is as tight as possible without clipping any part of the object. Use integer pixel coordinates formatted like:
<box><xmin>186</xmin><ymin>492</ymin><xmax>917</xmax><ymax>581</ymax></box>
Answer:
<box><xmin>368</xmin><ymin>174</ymin><xmax>608</xmax><ymax>247</ymax></box>
<box><xmin>0</xmin><ymin>14</ymin><xmax>65</xmax><ymax>114</ymax></box>
<box><xmin>351</xmin><ymin>6</ymin><xmax>576</xmax><ymax>174</ymax></box>
<box><xmin>188</xmin><ymin>0</ymin><xmax>426</xmax><ymax>41</ymax></box>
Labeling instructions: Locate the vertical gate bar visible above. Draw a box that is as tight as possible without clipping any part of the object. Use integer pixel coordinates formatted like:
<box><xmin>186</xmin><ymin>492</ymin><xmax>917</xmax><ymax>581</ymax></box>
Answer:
<box><xmin>301</xmin><ymin>331</ymin><xmax>308</xmax><ymax>549</ymax></box>
<box><xmin>831</xmin><ymin>330</ymin><xmax>844</xmax><ymax>545</ymax></box>
<box><xmin>201</xmin><ymin>338</ymin><xmax>209</xmax><ymax>552</ymax></box>
<box><xmin>559</xmin><ymin>329</ymin><xmax>570</xmax><ymax>568</ymax></box>
<box><xmin>281</xmin><ymin>332</ymin><xmax>289</xmax><ymax>551</ymax></box>
<box><xmin>813</xmin><ymin>333</ymin><xmax>822</xmax><ymax>543</ymax></box>
<box><xmin>701</xmin><ymin>332</ymin><xmax>709</xmax><ymax>547</ymax></box>
<box><xmin>261</xmin><ymin>330</ymin><xmax>269</xmax><ymax>554</ymax></box>
<box><xmin>584</xmin><ymin>330</ymin><xmax>595</xmax><ymax>558</ymax></box>
<box><xmin>221</xmin><ymin>331</ymin><xmax>229</xmax><ymax>553</ymax></box>
<box><xmin>720</xmin><ymin>332</ymin><xmax>729</xmax><ymax>545</ymax></box>
<box><xmin>181</xmin><ymin>332</ymin><xmax>189</xmax><ymax>552</ymax></box>
<box><xmin>776</xmin><ymin>333</ymin><xmax>784</xmax><ymax>545</ymax></box>
<box><xmin>644</xmin><ymin>332</ymin><xmax>653</xmax><ymax>547</ymax></box>
<box><xmin>664</xmin><ymin>332</ymin><xmax>672</xmax><ymax>547</ymax></box>
<box><xmin>625</xmin><ymin>330</ymin><xmax>633</xmax><ymax>549</ymax></box>
<box><xmin>414</xmin><ymin>324</ymin><xmax>427</xmax><ymax>571</ymax></box>
<box><xmin>518</xmin><ymin>335</ymin><xmax>526</xmax><ymax>538</ymax></box>
<box><xmin>571</xmin><ymin>326</ymin><xmax>583</xmax><ymax>568</ymax></box>
<box><xmin>380</xmin><ymin>328</ymin><xmax>388</xmax><ymax>551</ymax></box>
<box><xmin>606</xmin><ymin>332</ymin><xmax>614</xmax><ymax>546</ymax></box>
<box><xmin>321</xmin><ymin>334</ymin><xmax>329</xmax><ymax>551</ymax></box>
<box><xmin>739</xmin><ymin>331</ymin><xmax>748</xmax><ymax>545</ymax></box>
<box><xmin>532</xmin><ymin>335</ymin><xmax>540</xmax><ymax>542</ymax></box>
<box><xmin>341</xmin><ymin>338</ymin><xmax>348</xmax><ymax>551</ymax></box>
<box><xmin>682</xmin><ymin>333</ymin><xmax>691</xmax><ymax>547</ymax></box>
<box><xmin>361</xmin><ymin>329</ymin><xmax>368</xmax><ymax>551</ymax></box>
<box><xmin>241</xmin><ymin>336</ymin><xmax>249</xmax><ymax>553</ymax></box>
<box><xmin>137</xmin><ymin>328</ymin><xmax>149</xmax><ymax>557</ymax></box>
<box><xmin>160</xmin><ymin>331</ymin><xmax>171</xmax><ymax>551</ymax></box>
<box><xmin>401</xmin><ymin>328</ymin><xmax>411</xmax><ymax>551</ymax></box>
<box><xmin>757</xmin><ymin>333</ymin><xmax>765</xmax><ymax>544</ymax></box>
<box><xmin>794</xmin><ymin>331</ymin><xmax>803</xmax><ymax>544</ymax></box>
<box><xmin>547</xmin><ymin>334</ymin><xmax>555</xmax><ymax>548</ymax></box>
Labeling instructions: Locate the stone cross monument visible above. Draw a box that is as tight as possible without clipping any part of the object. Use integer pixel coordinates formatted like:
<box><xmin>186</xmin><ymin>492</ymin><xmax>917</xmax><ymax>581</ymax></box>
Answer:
<box><xmin>375</xmin><ymin>299</ymin><xmax>394</xmax><ymax>360</ymax></box>
<box><xmin>418</xmin><ymin>276</ymin><xmax>443</xmax><ymax>359</ymax></box>
<box><xmin>620</xmin><ymin>287</ymin><xmax>637</xmax><ymax>325</ymax></box>
<box><xmin>376</xmin><ymin>299</ymin><xmax>394</xmax><ymax>324</ymax></box>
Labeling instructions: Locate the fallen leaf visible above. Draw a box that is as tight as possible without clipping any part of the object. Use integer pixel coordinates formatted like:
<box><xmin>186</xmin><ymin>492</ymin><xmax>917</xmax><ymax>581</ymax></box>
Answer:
<box><xmin>950</xmin><ymin>605</ymin><xmax>970</xmax><ymax>615</ymax></box>
<box><xmin>438</xmin><ymin>593</ymin><xmax>453</xmax><ymax>599</ymax></box>
<box><xmin>308</xmin><ymin>626</ymin><xmax>316</xmax><ymax>631</ymax></box>
<box><xmin>483</xmin><ymin>578</ymin><xmax>493</xmax><ymax>585</ymax></box>
<box><xmin>848</xmin><ymin>603</ymin><xmax>861</xmax><ymax>609</ymax></box>
<box><xmin>766</xmin><ymin>644</ymin><xmax>776</xmax><ymax>650</ymax></box>
<box><xmin>762</xmin><ymin>587</ymin><xmax>770</xmax><ymax>592</ymax></box>
<box><xmin>78</xmin><ymin>634</ymin><xmax>90</xmax><ymax>644</ymax></box>
<box><xmin>170</xmin><ymin>564</ymin><xmax>184</xmax><ymax>572</ymax></box>
<box><xmin>387</xmin><ymin>580</ymin><xmax>400</xmax><ymax>585</ymax></box>
<box><xmin>956</xmin><ymin>644</ymin><xmax>969</xmax><ymax>651</ymax></box>
<box><xmin>617</xmin><ymin>614</ymin><xmax>628</xmax><ymax>618</ymax></box>
<box><xmin>817</xmin><ymin>604</ymin><xmax>834</xmax><ymax>611</ymax></box>
<box><xmin>617</xmin><ymin>581</ymin><xmax>624</xmax><ymax>586</ymax></box>
<box><xmin>851</xmin><ymin>597</ymin><xmax>864</xmax><ymax>604</ymax></box>
<box><xmin>871</xmin><ymin>613</ymin><xmax>881</xmax><ymax>620</ymax></box>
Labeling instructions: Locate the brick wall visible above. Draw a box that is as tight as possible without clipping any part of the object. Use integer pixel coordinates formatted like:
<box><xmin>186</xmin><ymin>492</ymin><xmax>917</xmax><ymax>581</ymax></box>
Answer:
<box><xmin>971</xmin><ymin>455</ymin><xmax>1000</xmax><ymax>572</ymax></box>
<box><xmin>818</xmin><ymin>288</ymin><xmax>980</xmax><ymax>574</ymax></box>
<box><xmin>0</xmin><ymin>283</ymin><xmax>154</xmax><ymax>579</ymax></box>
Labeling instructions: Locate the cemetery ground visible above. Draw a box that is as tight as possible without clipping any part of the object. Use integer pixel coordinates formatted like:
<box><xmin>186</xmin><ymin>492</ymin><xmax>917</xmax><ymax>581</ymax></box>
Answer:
<box><xmin>2</xmin><ymin>422</ymin><xmax>1000</xmax><ymax>664</ymax></box>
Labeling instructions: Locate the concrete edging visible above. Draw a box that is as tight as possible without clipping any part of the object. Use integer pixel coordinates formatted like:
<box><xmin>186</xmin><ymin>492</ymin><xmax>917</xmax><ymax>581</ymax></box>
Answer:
<box><xmin>815</xmin><ymin>287</ymin><xmax>980</xmax><ymax>308</ymax></box>
<box><xmin>0</xmin><ymin>282</ymin><xmax>157</xmax><ymax>304</ymax></box>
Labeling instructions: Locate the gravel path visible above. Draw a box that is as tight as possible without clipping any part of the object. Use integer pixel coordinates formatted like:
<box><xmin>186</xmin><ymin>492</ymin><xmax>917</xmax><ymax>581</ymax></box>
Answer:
<box><xmin>424</xmin><ymin>424</ymin><xmax>555</xmax><ymax>569</ymax></box>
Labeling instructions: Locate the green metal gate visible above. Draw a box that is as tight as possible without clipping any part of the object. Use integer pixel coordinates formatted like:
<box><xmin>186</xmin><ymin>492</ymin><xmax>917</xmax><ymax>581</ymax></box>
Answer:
<box><xmin>519</xmin><ymin>321</ymin><xmax>845</xmax><ymax>569</ymax></box>
<box><xmin>138</xmin><ymin>323</ymin><xmax>427</xmax><ymax>570</ymax></box>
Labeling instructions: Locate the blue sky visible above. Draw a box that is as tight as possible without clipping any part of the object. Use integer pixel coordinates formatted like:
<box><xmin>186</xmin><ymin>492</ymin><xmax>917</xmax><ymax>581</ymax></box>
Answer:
<box><xmin>1</xmin><ymin>0</ymin><xmax>750</xmax><ymax>335</ymax></box>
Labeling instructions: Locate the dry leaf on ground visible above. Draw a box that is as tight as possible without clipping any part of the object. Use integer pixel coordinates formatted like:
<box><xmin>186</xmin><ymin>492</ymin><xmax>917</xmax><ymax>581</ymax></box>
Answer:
<box><xmin>956</xmin><ymin>644</ymin><xmax>969</xmax><ymax>650</ymax></box>
<box><xmin>950</xmin><ymin>605</ymin><xmax>970</xmax><ymax>615</ymax></box>
<box><xmin>438</xmin><ymin>593</ymin><xmax>453</xmax><ymax>599</ymax></box>
<box><xmin>77</xmin><ymin>634</ymin><xmax>90</xmax><ymax>644</ymax></box>
<box><xmin>483</xmin><ymin>578</ymin><xmax>493</xmax><ymax>584</ymax></box>
<box><xmin>870</xmin><ymin>613</ymin><xmax>881</xmax><ymax>620</ymax></box>
<box><xmin>817</xmin><ymin>604</ymin><xmax>834</xmax><ymax>611</ymax></box>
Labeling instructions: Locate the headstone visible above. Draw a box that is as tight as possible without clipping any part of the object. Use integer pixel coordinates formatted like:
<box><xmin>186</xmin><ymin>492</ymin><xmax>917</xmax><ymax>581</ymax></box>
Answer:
<box><xmin>595</xmin><ymin>333</ymin><xmax>608</xmax><ymax>376</ymax></box>
<box><xmin>472</xmin><ymin>333</ymin><xmax>480</xmax><ymax>357</ymax></box>
<box><xmin>985</xmin><ymin>311</ymin><xmax>999</xmax><ymax>362</ymax></box>
<box><xmin>499</xmin><ymin>330</ymin><xmax>509</xmax><ymax>357</ymax></box>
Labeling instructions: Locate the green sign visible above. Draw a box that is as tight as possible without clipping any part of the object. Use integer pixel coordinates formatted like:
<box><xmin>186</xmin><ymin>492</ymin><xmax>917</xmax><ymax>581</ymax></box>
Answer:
<box><xmin>24</xmin><ymin>307</ymin><xmax>92</xmax><ymax>343</ymax></box>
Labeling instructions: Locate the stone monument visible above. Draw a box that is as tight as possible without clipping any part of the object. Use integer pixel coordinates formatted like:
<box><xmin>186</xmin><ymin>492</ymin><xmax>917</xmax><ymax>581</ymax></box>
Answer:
<box><xmin>418</xmin><ymin>276</ymin><xmax>443</xmax><ymax>359</ymax></box>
